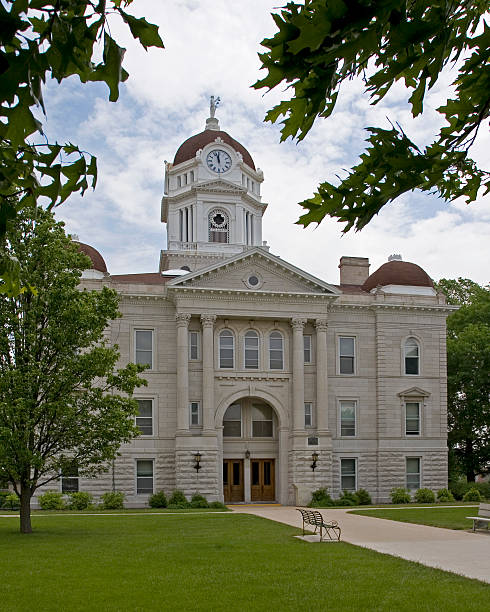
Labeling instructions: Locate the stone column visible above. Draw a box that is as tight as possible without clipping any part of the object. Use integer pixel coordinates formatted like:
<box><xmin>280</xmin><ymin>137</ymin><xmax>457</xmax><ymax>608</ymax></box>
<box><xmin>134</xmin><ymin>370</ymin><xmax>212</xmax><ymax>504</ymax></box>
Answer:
<box><xmin>176</xmin><ymin>313</ymin><xmax>191</xmax><ymax>432</ymax></box>
<box><xmin>291</xmin><ymin>317</ymin><xmax>307</xmax><ymax>431</ymax></box>
<box><xmin>315</xmin><ymin>318</ymin><xmax>329</xmax><ymax>433</ymax></box>
<box><xmin>201</xmin><ymin>314</ymin><xmax>217</xmax><ymax>431</ymax></box>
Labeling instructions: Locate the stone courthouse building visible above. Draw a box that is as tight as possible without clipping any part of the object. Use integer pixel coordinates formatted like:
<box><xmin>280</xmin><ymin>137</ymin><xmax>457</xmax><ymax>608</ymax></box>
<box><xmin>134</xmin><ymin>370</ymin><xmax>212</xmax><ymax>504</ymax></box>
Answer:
<box><xmin>68</xmin><ymin>103</ymin><xmax>452</xmax><ymax>505</ymax></box>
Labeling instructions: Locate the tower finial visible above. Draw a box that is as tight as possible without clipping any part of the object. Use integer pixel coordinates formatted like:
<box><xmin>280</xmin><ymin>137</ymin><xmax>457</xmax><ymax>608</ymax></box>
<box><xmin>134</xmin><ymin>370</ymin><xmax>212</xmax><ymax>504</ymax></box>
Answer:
<box><xmin>210</xmin><ymin>95</ymin><xmax>220</xmax><ymax>118</ymax></box>
<box><xmin>206</xmin><ymin>95</ymin><xmax>221</xmax><ymax>131</ymax></box>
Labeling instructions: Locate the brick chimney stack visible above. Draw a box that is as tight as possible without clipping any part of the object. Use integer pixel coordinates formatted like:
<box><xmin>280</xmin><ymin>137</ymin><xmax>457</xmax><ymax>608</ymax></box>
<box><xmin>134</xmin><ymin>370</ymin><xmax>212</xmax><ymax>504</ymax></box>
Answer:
<box><xmin>339</xmin><ymin>256</ymin><xmax>370</xmax><ymax>285</ymax></box>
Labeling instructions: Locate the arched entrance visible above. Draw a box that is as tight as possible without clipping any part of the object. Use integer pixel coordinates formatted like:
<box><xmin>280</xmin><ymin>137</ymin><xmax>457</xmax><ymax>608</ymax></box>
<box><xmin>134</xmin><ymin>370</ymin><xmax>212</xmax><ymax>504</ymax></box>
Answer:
<box><xmin>221</xmin><ymin>397</ymin><xmax>279</xmax><ymax>503</ymax></box>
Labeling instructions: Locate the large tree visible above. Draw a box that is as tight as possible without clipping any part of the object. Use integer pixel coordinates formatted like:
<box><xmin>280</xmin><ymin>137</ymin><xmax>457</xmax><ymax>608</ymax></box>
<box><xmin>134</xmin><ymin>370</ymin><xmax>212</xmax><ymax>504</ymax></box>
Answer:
<box><xmin>0</xmin><ymin>0</ymin><xmax>164</xmax><ymax>295</ymax></box>
<box><xmin>0</xmin><ymin>207</ymin><xmax>147</xmax><ymax>533</ymax></box>
<box><xmin>255</xmin><ymin>0</ymin><xmax>490</xmax><ymax>231</ymax></box>
<box><xmin>437</xmin><ymin>278</ymin><xmax>490</xmax><ymax>482</ymax></box>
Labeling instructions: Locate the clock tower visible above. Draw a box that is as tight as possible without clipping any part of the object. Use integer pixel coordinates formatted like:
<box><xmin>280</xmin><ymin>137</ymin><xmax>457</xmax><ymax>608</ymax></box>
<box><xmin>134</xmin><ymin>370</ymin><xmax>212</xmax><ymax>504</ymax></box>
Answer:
<box><xmin>160</xmin><ymin>98</ymin><xmax>267</xmax><ymax>273</ymax></box>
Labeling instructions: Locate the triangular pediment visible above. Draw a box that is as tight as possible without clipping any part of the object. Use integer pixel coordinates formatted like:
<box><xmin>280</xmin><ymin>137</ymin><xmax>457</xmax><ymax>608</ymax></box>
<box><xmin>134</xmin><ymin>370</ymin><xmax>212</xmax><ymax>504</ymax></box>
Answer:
<box><xmin>167</xmin><ymin>248</ymin><xmax>340</xmax><ymax>296</ymax></box>
<box><xmin>194</xmin><ymin>179</ymin><xmax>245</xmax><ymax>194</ymax></box>
<box><xmin>397</xmin><ymin>387</ymin><xmax>431</xmax><ymax>398</ymax></box>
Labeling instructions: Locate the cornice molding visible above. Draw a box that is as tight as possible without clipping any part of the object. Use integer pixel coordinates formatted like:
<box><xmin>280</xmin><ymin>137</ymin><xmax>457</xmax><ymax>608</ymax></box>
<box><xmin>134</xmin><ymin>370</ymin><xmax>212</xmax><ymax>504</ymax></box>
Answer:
<box><xmin>168</xmin><ymin>286</ymin><xmax>336</xmax><ymax>303</ymax></box>
<box><xmin>217</xmin><ymin>373</ymin><xmax>290</xmax><ymax>382</ymax></box>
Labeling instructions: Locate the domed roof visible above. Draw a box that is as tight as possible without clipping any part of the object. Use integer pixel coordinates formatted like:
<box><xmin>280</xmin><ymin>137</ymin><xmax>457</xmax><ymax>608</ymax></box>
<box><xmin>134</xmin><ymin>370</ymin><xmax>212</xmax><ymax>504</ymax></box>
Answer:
<box><xmin>76</xmin><ymin>242</ymin><xmax>107</xmax><ymax>274</ymax></box>
<box><xmin>362</xmin><ymin>259</ymin><xmax>433</xmax><ymax>292</ymax></box>
<box><xmin>173</xmin><ymin>129</ymin><xmax>256</xmax><ymax>170</ymax></box>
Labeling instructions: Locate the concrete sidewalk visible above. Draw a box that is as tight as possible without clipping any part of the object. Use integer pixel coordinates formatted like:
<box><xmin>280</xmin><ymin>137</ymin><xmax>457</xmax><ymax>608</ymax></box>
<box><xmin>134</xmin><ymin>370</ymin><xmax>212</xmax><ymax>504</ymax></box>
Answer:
<box><xmin>230</xmin><ymin>505</ymin><xmax>490</xmax><ymax>584</ymax></box>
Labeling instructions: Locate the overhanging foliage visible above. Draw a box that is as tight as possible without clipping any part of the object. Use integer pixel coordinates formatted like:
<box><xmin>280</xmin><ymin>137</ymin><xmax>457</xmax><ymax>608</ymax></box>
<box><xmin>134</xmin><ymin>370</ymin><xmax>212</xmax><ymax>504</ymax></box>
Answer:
<box><xmin>255</xmin><ymin>0</ymin><xmax>490</xmax><ymax>231</ymax></box>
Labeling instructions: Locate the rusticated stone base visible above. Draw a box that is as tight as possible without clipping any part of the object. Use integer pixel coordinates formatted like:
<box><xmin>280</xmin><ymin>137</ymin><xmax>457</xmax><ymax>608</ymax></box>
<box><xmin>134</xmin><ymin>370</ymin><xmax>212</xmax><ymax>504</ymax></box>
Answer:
<box><xmin>288</xmin><ymin>450</ymin><xmax>332</xmax><ymax>506</ymax></box>
<box><xmin>175</xmin><ymin>449</ymin><xmax>220</xmax><ymax>501</ymax></box>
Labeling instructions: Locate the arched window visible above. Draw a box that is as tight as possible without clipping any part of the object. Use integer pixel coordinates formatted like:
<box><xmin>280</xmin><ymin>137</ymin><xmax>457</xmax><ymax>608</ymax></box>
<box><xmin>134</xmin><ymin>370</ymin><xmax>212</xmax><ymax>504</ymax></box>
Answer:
<box><xmin>269</xmin><ymin>331</ymin><xmax>283</xmax><ymax>370</ymax></box>
<box><xmin>244</xmin><ymin>330</ymin><xmax>259</xmax><ymax>369</ymax></box>
<box><xmin>404</xmin><ymin>337</ymin><xmax>420</xmax><ymax>375</ymax></box>
<box><xmin>219</xmin><ymin>330</ymin><xmax>234</xmax><ymax>368</ymax></box>
<box><xmin>208</xmin><ymin>209</ymin><xmax>229</xmax><ymax>243</ymax></box>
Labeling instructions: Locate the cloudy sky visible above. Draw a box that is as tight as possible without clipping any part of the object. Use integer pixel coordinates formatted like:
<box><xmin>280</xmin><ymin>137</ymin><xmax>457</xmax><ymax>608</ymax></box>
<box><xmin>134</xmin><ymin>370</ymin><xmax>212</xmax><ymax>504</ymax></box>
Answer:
<box><xmin>45</xmin><ymin>1</ymin><xmax>490</xmax><ymax>286</ymax></box>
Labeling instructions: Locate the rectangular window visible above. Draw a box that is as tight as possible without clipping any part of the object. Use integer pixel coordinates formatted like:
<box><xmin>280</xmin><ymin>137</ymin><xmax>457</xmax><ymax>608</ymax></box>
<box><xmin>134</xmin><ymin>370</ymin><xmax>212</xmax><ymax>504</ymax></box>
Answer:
<box><xmin>340</xmin><ymin>458</ymin><xmax>356</xmax><ymax>491</ymax></box>
<box><xmin>189</xmin><ymin>401</ymin><xmax>201</xmax><ymax>427</ymax></box>
<box><xmin>304</xmin><ymin>402</ymin><xmax>313</xmax><ymax>428</ymax></box>
<box><xmin>252</xmin><ymin>404</ymin><xmax>273</xmax><ymax>437</ymax></box>
<box><xmin>223</xmin><ymin>403</ymin><xmax>241</xmax><ymax>437</ymax></box>
<box><xmin>340</xmin><ymin>400</ymin><xmax>356</xmax><ymax>437</ymax></box>
<box><xmin>304</xmin><ymin>335</ymin><xmax>312</xmax><ymax>364</ymax></box>
<box><xmin>219</xmin><ymin>332</ymin><xmax>234</xmax><ymax>368</ymax></box>
<box><xmin>136</xmin><ymin>460</ymin><xmax>153</xmax><ymax>495</ymax></box>
<box><xmin>136</xmin><ymin>399</ymin><xmax>153</xmax><ymax>436</ymax></box>
<box><xmin>339</xmin><ymin>337</ymin><xmax>355</xmax><ymax>374</ymax></box>
<box><xmin>405</xmin><ymin>402</ymin><xmax>420</xmax><ymax>436</ymax></box>
<box><xmin>135</xmin><ymin>329</ymin><xmax>153</xmax><ymax>368</ymax></box>
<box><xmin>406</xmin><ymin>457</ymin><xmax>420</xmax><ymax>490</ymax></box>
<box><xmin>244</xmin><ymin>332</ymin><xmax>259</xmax><ymax>369</ymax></box>
<box><xmin>188</xmin><ymin>331</ymin><xmax>200</xmax><ymax>360</ymax></box>
<box><xmin>61</xmin><ymin>464</ymin><xmax>79</xmax><ymax>493</ymax></box>
<box><xmin>269</xmin><ymin>332</ymin><xmax>284</xmax><ymax>370</ymax></box>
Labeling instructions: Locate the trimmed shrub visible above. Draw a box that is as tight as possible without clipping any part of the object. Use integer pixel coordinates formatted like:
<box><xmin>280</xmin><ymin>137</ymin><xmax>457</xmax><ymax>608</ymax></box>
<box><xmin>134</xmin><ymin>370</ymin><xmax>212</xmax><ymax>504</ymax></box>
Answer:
<box><xmin>67</xmin><ymin>492</ymin><xmax>93</xmax><ymax>510</ymax></box>
<box><xmin>168</xmin><ymin>490</ymin><xmax>190</xmax><ymax>507</ymax></box>
<box><xmin>390</xmin><ymin>487</ymin><xmax>411</xmax><ymax>504</ymax></box>
<box><xmin>4</xmin><ymin>493</ymin><xmax>20</xmax><ymax>510</ymax></box>
<box><xmin>39</xmin><ymin>490</ymin><xmax>65</xmax><ymax>510</ymax></box>
<box><xmin>149</xmin><ymin>491</ymin><xmax>168</xmax><ymax>508</ymax></box>
<box><xmin>190</xmin><ymin>494</ymin><xmax>209</xmax><ymax>508</ymax></box>
<box><xmin>309</xmin><ymin>488</ymin><xmax>334</xmax><ymax>508</ymax></box>
<box><xmin>209</xmin><ymin>501</ymin><xmax>227</xmax><ymax>509</ymax></box>
<box><xmin>476</xmin><ymin>481</ymin><xmax>490</xmax><ymax>500</ymax></box>
<box><xmin>463</xmin><ymin>487</ymin><xmax>482</xmax><ymax>502</ymax></box>
<box><xmin>355</xmin><ymin>489</ymin><xmax>372</xmax><ymax>505</ymax></box>
<box><xmin>450</xmin><ymin>479</ymin><xmax>490</xmax><ymax>501</ymax></box>
<box><xmin>100</xmin><ymin>491</ymin><xmax>125</xmax><ymax>510</ymax></box>
<box><xmin>436</xmin><ymin>488</ymin><xmax>455</xmax><ymax>502</ymax></box>
<box><xmin>414</xmin><ymin>488</ymin><xmax>436</xmax><ymax>503</ymax></box>
<box><xmin>336</xmin><ymin>490</ymin><xmax>358</xmax><ymax>506</ymax></box>
<box><xmin>167</xmin><ymin>503</ymin><xmax>190</xmax><ymax>509</ymax></box>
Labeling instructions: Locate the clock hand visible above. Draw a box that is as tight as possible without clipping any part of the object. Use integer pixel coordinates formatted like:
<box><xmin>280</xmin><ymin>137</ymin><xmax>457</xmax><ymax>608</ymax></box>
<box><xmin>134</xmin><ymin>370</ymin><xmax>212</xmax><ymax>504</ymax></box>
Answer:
<box><xmin>216</xmin><ymin>151</ymin><xmax>220</xmax><ymax>164</ymax></box>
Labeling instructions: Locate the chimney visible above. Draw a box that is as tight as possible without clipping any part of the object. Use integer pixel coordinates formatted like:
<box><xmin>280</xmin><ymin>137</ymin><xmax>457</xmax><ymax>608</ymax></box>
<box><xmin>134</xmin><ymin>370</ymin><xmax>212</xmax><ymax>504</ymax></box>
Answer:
<box><xmin>339</xmin><ymin>256</ymin><xmax>370</xmax><ymax>285</ymax></box>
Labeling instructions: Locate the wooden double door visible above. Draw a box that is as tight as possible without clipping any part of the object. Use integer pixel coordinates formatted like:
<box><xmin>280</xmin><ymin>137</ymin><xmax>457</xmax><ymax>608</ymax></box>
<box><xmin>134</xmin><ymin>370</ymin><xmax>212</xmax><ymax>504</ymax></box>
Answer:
<box><xmin>223</xmin><ymin>459</ymin><xmax>275</xmax><ymax>503</ymax></box>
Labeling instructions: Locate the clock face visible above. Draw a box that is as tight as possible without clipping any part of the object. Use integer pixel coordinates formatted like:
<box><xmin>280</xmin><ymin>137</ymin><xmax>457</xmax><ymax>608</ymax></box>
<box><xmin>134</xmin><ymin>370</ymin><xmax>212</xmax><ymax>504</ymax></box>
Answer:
<box><xmin>206</xmin><ymin>149</ymin><xmax>232</xmax><ymax>173</ymax></box>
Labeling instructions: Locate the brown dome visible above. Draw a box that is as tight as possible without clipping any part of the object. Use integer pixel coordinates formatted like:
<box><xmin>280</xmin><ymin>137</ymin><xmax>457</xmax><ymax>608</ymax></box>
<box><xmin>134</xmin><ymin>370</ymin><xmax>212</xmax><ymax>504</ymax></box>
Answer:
<box><xmin>173</xmin><ymin>129</ymin><xmax>255</xmax><ymax>170</ymax></box>
<box><xmin>362</xmin><ymin>260</ymin><xmax>433</xmax><ymax>292</ymax></box>
<box><xmin>76</xmin><ymin>242</ymin><xmax>107</xmax><ymax>273</ymax></box>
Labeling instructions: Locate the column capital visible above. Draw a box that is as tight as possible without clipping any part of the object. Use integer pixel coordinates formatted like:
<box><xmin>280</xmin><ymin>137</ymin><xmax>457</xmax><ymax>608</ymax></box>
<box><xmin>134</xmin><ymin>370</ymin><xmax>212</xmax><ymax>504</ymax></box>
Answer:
<box><xmin>315</xmin><ymin>318</ymin><xmax>328</xmax><ymax>332</ymax></box>
<box><xmin>290</xmin><ymin>316</ymin><xmax>307</xmax><ymax>331</ymax></box>
<box><xmin>175</xmin><ymin>312</ymin><xmax>191</xmax><ymax>327</ymax></box>
<box><xmin>200</xmin><ymin>313</ymin><xmax>217</xmax><ymax>328</ymax></box>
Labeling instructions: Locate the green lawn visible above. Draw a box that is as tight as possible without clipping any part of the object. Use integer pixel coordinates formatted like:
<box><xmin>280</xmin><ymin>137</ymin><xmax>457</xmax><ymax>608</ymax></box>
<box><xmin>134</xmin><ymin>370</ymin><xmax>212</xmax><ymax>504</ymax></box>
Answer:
<box><xmin>1</xmin><ymin>513</ymin><xmax>489</xmax><ymax>611</ymax></box>
<box><xmin>350</xmin><ymin>506</ymin><xmax>479</xmax><ymax>530</ymax></box>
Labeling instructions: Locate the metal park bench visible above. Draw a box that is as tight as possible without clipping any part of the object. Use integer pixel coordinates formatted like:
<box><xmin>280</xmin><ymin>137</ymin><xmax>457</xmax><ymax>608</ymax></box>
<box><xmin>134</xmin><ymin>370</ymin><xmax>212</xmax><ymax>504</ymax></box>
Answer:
<box><xmin>297</xmin><ymin>508</ymin><xmax>341</xmax><ymax>542</ymax></box>
<box><xmin>466</xmin><ymin>502</ymin><xmax>490</xmax><ymax>532</ymax></box>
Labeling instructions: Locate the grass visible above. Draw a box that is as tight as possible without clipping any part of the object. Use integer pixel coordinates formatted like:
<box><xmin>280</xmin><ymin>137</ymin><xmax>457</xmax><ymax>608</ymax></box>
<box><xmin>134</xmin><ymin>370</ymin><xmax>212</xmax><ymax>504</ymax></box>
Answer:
<box><xmin>1</xmin><ymin>513</ymin><xmax>489</xmax><ymax>611</ymax></box>
<box><xmin>350</xmin><ymin>506</ymin><xmax>479</xmax><ymax>530</ymax></box>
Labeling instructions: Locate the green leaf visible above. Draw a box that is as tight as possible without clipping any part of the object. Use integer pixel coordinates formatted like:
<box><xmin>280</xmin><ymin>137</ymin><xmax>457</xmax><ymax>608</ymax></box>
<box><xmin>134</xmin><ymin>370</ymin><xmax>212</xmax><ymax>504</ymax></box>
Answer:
<box><xmin>119</xmin><ymin>10</ymin><xmax>164</xmax><ymax>50</ymax></box>
<box><xmin>89</xmin><ymin>33</ymin><xmax>127</xmax><ymax>101</ymax></box>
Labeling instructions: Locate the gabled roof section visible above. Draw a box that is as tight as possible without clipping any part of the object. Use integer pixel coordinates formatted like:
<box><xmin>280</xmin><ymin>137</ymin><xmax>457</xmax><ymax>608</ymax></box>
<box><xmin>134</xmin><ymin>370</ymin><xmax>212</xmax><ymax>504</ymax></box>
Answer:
<box><xmin>167</xmin><ymin>247</ymin><xmax>341</xmax><ymax>295</ymax></box>
<box><xmin>397</xmin><ymin>387</ymin><xmax>431</xmax><ymax>398</ymax></box>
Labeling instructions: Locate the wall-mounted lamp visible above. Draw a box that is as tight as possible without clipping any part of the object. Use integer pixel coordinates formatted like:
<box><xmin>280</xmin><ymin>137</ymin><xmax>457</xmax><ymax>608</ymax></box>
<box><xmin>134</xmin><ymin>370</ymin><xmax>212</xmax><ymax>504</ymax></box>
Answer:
<box><xmin>245</xmin><ymin>449</ymin><xmax>250</xmax><ymax>460</ymax></box>
<box><xmin>194</xmin><ymin>451</ymin><xmax>202</xmax><ymax>472</ymax></box>
<box><xmin>310</xmin><ymin>451</ymin><xmax>319</xmax><ymax>472</ymax></box>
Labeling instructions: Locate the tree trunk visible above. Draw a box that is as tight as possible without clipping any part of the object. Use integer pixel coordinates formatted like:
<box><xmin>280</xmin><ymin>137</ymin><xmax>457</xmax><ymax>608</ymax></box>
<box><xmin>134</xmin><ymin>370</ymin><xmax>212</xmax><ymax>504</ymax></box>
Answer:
<box><xmin>19</xmin><ymin>484</ymin><xmax>32</xmax><ymax>534</ymax></box>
